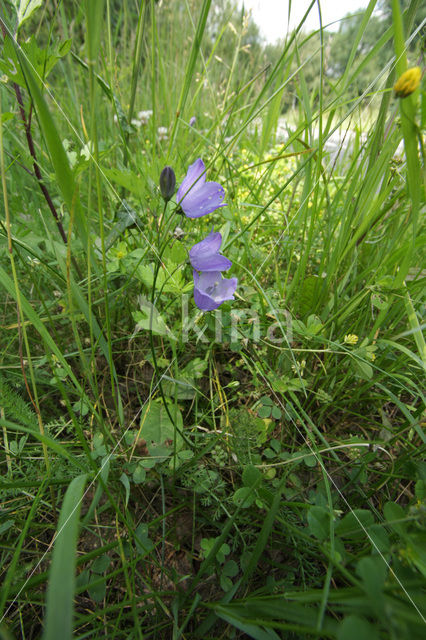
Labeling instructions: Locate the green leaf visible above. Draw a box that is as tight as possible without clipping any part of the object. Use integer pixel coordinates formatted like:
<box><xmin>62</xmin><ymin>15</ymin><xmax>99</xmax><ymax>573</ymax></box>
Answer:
<box><xmin>119</xmin><ymin>473</ymin><xmax>130</xmax><ymax>507</ymax></box>
<box><xmin>303</xmin><ymin>454</ymin><xmax>316</xmax><ymax>468</ymax></box>
<box><xmin>222</xmin><ymin>560</ymin><xmax>239</xmax><ymax>578</ymax></box>
<box><xmin>0</xmin><ymin>35</ymin><xmax>25</xmax><ymax>86</ymax></box>
<box><xmin>383</xmin><ymin>501</ymin><xmax>408</xmax><ymax>537</ymax></box>
<box><xmin>102</xmin><ymin>167</ymin><xmax>144</xmax><ymax>197</ymax></box>
<box><xmin>219</xmin><ymin>574</ymin><xmax>233</xmax><ymax>592</ymax></box>
<box><xmin>0</xmin><ymin>35</ymin><xmax>71</xmax><ymax>89</ymax></box>
<box><xmin>258</xmin><ymin>405</ymin><xmax>271</xmax><ymax>418</ymax></box>
<box><xmin>298</xmin><ymin>275</ymin><xmax>321</xmax><ymax>317</ymax></box>
<box><xmin>242</xmin><ymin>465</ymin><xmax>262</xmax><ymax>488</ymax></box>
<box><xmin>0</xmin><ymin>112</ymin><xmax>14</xmax><ymax>123</ymax></box>
<box><xmin>13</xmin><ymin>0</ymin><xmax>43</xmax><ymax>29</ymax></box>
<box><xmin>307</xmin><ymin>506</ymin><xmax>330</xmax><ymax>541</ymax></box>
<box><xmin>404</xmin><ymin>533</ymin><xmax>426</xmax><ymax>578</ymax></box>
<box><xmin>132</xmin><ymin>463</ymin><xmax>146</xmax><ymax>484</ymax></box>
<box><xmin>232</xmin><ymin>486</ymin><xmax>255</xmax><ymax>509</ymax></box>
<box><xmin>337</xmin><ymin>615</ymin><xmax>379</xmax><ymax>640</ymax></box>
<box><xmin>136</xmin><ymin>261</ymin><xmax>185</xmax><ymax>295</ymax></box>
<box><xmin>105</xmin><ymin>202</ymin><xmax>140</xmax><ymax>250</ymax></box>
<box><xmin>43</xmin><ymin>474</ymin><xmax>87</xmax><ymax>640</ymax></box>
<box><xmin>0</xmin><ymin>521</ymin><xmax>14</xmax><ymax>536</ymax></box>
<box><xmin>139</xmin><ymin>400</ymin><xmax>183</xmax><ymax>463</ymax></box>
<box><xmin>271</xmin><ymin>406</ymin><xmax>282</xmax><ymax>420</ymax></box>
<box><xmin>168</xmin><ymin>242</ymin><xmax>188</xmax><ymax>265</ymax></box>
<box><xmin>17</xmin><ymin>46</ymin><xmax>91</xmax><ymax>255</ymax></box>
<box><xmin>357</xmin><ymin>556</ymin><xmax>387</xmax><ymax>602</ymax></box>
<box><xmin>135</xmin><ymin>524</ymin><xmax>154</xmax><ymax>557</ymax></box>
<box><xmin>352</xmin><ymin>358</ymin><xmax>373</xmax><ymax>380</ymax></box>
<box><xmin>183</xmin><ymin>357</ymin><xmax>207</xmax><ymax>379</ymax></box>
<box><xmin>91</xmin><ymin>555</ymin><xmax>111</xmax><ymax>575</ymax></box>
<box><xmin>162</xmin><ymin>375</ymin><xmax>195</xmax><ymax>400</ymax></box>
<box><xmin>368</xmin><ymin>524</ymin><xmax>390</xmax><ymax>553</ymax></box>
<box><xmin>335</xmin><ymin>509</ymin><xmax>374</xmax><ymax>540</ymax></box>
<box><xmin>87</xmin><ymin>576</ymin><xmax>106</xmax><ymax>602</ymax></box>
<box><xmin>415</xmin><ymin>479</ymin><xmax>426</xmax><ymax>501</ymax></box>
<box><xmin>132</xmin><ymin>297</ymin><xmax>176</xmax><ymax>340</ymax></box>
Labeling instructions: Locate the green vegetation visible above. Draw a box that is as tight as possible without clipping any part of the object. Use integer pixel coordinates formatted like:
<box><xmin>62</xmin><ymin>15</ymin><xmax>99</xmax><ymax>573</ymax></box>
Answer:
<box><xmin>0</xmin><ymin>0</ymin><xmax>425</xmax><ymax>638</ymax></box>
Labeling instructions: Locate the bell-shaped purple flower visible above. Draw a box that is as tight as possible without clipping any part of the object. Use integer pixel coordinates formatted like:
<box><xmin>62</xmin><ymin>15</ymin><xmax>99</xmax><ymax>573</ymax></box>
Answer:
<box><xmin>193</xmin><ymin>270</ymin><xmax>237</xmax><ymax>311</ymax></box>
<box><xmin>177</xmin><ymin>158</ymin><xmax>226</xmax><ymax>218</ymax></box>
<box><xmin>189</xmin><ymin>229</ymin><xmax>231</xmax><ymax>272</ymax></box>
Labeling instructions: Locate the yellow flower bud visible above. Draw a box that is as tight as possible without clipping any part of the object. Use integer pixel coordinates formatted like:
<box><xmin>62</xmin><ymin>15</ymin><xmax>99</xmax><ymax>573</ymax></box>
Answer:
<box><xmin>394</xmin><ymin>66</ymin><xmax>422</xmax><ymax>98</ymax></box>
<box><xmin>344</xmin><ymin>334</ymin><xmax>359</xmax><ymax>345</ymax></box>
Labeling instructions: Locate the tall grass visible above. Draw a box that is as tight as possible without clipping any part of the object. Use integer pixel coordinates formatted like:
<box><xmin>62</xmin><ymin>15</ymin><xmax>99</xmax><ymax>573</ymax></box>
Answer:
<box><xmin>0</xmin><ymin>0</ymin><xmax>425</xmax><ymax>638</ymax></box>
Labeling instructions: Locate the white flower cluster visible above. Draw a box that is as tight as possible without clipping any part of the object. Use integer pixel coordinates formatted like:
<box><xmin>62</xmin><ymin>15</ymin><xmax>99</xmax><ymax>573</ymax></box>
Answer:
<box><xmin>112</xmin><ymin>109</ymin><xmax>168</xmax><ymax>140</ymax></box>
<box><xmin>137</xmin><ymin>109</ymin><xmax>153</xmax><ymax>125</ymax></box>
<box><xmin>113</xmin><ymin>109</ymin><xmax>154</xmax><ymax>128</ymax></box>
<box><xmin>157</xmin><ymin>126</ymin><xmax>168</xmax><ymax>141</ymax></box>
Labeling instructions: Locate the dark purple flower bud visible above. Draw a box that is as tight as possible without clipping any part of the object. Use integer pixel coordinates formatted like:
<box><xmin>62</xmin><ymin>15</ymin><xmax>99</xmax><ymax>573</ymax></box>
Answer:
<box><xmin>193</xmin><ymin>270</ymin><xmax>237</xmax><ymax>311</ymax></box>
<box><xmin>159</xmin><ymin>166</ymin><xmax>176</xmax><ymax>202</ymax></box>
<box><xmin>177</xmin><ymin>158</ymin><xmax>226</xmax><ymax>218</ymax></box>
<box><xmin>189</xmin><ymin>229</ymin><xmax>231</xmax><ymax>271</ymax></box>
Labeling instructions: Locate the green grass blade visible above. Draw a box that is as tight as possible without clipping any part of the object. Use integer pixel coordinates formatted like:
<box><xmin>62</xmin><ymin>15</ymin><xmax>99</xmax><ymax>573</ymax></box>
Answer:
<box><xmin>167</xmin><ymin>0</ymin><xmax>212</xmax><ymax>154</ymax></box>
<box><xmin>15</xmin><ymin>43</ymin><xmax>92</xmax><ymax>259</ymax></box>
<box><xmin>43</xmin><ymin>474</ymin><xmax>88</xmax><ymax>640</ymax></box>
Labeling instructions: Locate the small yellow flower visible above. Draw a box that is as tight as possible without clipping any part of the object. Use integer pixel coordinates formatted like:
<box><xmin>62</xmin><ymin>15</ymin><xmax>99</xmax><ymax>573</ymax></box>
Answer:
<box><xmin>394</xmin><ymin>66</ymin><xmax>422</xmax><ymax>98</ymax></box>
<box><xmin>344</xmin><ymin>334</ymin><xmax>359</xmax><ymax>345</ymax></box>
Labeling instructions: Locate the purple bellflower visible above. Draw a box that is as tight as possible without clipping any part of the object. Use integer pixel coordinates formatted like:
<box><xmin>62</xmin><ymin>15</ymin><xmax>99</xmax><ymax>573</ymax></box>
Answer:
<box><xmin>190</xmin><ymin>229</ymin><xmax>237</xmax><ymax>311</ymax></box>
<box><xmin>177</xmin><ymin>158</ymin><xmax>226</xmax><ymax>218</ymax></box>
<box><xmin>189</xmin><ymin>116</ymin><xmax>196</xmax><ymax>127</ymax></box>
<box><xmin>193</xmin><ymin>270</ymin><xmax>238</xmax><ymax>311</ymax></box>
<box><xmin>189</xmin><ymin>229</ymin><xmax>231</xmax><ymax>272</ymax></box>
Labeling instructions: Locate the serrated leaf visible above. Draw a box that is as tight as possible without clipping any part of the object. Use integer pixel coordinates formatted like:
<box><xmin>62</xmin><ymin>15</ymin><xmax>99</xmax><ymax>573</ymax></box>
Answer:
<box><xmin>168</xmin><ymin>242</ymin><xmax>187</xmax><ymax>264</ymax></box>
<box><xmin>162</xmin><ymin>375</ymin><xmax>195</xmax><ymax>400</ymax></box>
<box><xmin>102</xmin><ymin>167</ymin><xmax>144</xmax><ymax>197</ymax></box>
<box><xmin>132</xmin><ymin>297</ymin><xmax>175</xmax><ymax>340</ymax></box>
<box><xmin>136</xmin><ymin>261</ymin><xmax>185</xmax><ymax>295</ymax></box>
<box><xmin>183</xmin><ymin>357</ymin><xmax>207</xmax><ymax>379</ymax></box>
<box><xmin>0</xmin><ymin>35</ymin><xmax>71</xmax><ymax>88</ymax></box>
<box><xmin>352</xmin><ymin>358</ymin><xmax>373</xmax><ymax>380</ymax></box>
<box><xmin>105</xmin><ymin>202</ymin><xmax>139</xmax><ymax>250</ymax></box>
<box><xmin>14</xmin><ymin>0</ymin><xmax>43</xmax><ymax>28</ymax></box>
